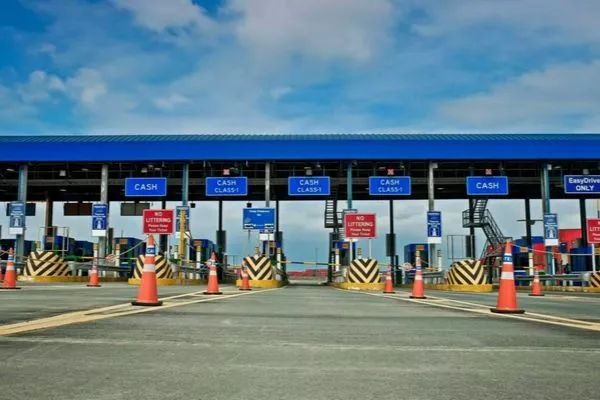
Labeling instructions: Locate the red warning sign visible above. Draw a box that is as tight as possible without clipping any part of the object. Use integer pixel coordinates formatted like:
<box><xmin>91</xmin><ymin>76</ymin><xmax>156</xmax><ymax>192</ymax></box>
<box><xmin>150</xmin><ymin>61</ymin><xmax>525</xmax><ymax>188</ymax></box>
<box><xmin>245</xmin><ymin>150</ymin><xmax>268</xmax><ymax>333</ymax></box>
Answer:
<box><xmin>143</xmin><ymin>209</ymin><xmax>174</xmax><ymax>234</ymax></box>
<box><xmin>587</xmin><ymin>218</ymin><xmax>600</xmax><ymax>244</ymax></box>
<box><xmin>344</xmin><ymin>213</ymin><xmax>376</xmax><ymax>239</ymax></box>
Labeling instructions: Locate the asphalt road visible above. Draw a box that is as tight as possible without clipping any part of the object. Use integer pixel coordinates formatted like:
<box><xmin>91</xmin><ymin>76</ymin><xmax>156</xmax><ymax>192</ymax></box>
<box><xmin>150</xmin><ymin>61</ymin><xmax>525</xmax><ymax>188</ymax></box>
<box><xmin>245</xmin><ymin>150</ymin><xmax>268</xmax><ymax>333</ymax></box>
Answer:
<box><xmin>0</xmin><ymin>284</ymin><xmax>598</xmax><ymax>400</ymax></box>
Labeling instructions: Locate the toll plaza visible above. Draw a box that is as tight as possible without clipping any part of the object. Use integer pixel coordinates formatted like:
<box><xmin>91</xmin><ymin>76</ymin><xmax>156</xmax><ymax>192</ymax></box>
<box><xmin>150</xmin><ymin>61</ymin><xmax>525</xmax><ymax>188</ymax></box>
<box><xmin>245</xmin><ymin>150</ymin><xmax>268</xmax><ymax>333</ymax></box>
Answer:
<box><xmin>0</xmin><ymin>134</ymin><xmax>600</xmax><ymax>399</ymax></box>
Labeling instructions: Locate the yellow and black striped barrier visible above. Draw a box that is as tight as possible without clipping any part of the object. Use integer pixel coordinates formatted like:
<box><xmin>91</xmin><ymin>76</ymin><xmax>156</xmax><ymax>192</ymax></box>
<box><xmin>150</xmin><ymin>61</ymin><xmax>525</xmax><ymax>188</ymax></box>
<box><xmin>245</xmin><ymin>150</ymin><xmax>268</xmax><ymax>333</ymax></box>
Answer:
<box><xmin>128</xmin><ymin>254</ymin><xmax>188</xmax><ymax>286</ymax></box>
<box><xmin>23</xmin><ymin>251</ymin><xmax>70</xmax><ymax>279</ymax></box>
<box><xmin>590</xmin><ymin>272</ymin><xmax>600</xmax><ymax>288</ymax></box>
<box><xmin>445</xmin><ymin>259</ymin><xmax>491</xmax><ymax>292</ymax></box>
<box><xmin>332</xmin><ymin>259</ymin><xmax>385</xmax><ymax>291</ymax></box>
<box><xmin>236</xmin><ymin>255</ymin><xmax>284</xmax><ymax>288</ymax></box>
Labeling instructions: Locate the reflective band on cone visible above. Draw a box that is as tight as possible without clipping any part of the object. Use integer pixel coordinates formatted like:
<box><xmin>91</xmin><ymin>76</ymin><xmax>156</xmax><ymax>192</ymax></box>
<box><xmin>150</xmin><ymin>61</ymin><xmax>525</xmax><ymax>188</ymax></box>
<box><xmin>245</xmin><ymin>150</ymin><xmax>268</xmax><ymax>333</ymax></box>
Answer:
<box><xmin>491</xmin><ymin>242</ymin><xmax>524</xmax><ymax>314</ymax></box>
<box><xmin>1</xmin><ymin>248</ymin><xmax>20</xmax><ymax>290</ymax></box>
<box><xmin>132</xmin><ymin>236</ymin><xmax>163</xmax><ymax>306</ymax></box>
<box><xmin>240</xmin><ymin>263</ymin><xmax>252</xmax><ymax>291</ymax></box>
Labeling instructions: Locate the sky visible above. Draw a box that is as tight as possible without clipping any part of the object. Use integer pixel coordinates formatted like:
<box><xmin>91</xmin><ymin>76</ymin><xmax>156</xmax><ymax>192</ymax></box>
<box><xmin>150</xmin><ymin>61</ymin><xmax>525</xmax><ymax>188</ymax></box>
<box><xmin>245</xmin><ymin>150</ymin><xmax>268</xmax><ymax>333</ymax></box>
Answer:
<box><xmin>1</xmin><ymin>0</ymin><xmax>600</xmax><ymax>269</ymax></box>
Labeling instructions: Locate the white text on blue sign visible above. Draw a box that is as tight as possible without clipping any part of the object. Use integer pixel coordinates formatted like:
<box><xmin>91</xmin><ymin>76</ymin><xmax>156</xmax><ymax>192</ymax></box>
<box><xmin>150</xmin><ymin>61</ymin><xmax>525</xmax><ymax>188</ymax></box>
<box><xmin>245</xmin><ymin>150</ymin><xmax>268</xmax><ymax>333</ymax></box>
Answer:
<box><xmin>368</xmin><ymin>176</ymin><xmax>411</xmax><ymax>195</ymax></box>
<box><xmin>206</xmin><ymin>177</ymin><xmax>248</xmax><ymax>196</ymax></box>
<box><xmin>288</xmin><ymin>177</ymin><xmax>330</xmax><ymax>195</ymax></box>
<box><xmin>564</xmin><ymin>175</ymin><xmax>600</xmax><ymax>193</ymax></box>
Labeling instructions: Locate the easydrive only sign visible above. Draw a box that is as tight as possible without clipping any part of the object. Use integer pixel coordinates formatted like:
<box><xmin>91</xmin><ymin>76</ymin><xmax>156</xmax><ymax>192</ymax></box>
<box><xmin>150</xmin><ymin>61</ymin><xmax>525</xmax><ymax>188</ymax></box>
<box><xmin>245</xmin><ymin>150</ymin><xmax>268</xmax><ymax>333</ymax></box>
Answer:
<box><xmin>143</xmin><ymin>209</ymin><xmax>174</xmax><ymax>234</ymax></box>
<box><xmin>587</xmin><ymin>218</ymin><xmax>600</xmax><ymax>244</ymax></box>
<box><xmin>344</xmin><ymin>213</ymin><xmax>376</xmax><ymax>239</ymax></box>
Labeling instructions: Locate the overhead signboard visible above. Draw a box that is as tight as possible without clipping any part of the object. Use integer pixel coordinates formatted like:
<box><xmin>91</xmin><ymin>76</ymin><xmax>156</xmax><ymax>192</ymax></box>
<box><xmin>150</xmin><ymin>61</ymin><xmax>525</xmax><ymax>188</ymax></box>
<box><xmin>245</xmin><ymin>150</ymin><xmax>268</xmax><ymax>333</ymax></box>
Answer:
<box><xmin>288</xmin><ymin>177</ymin><xmax>330</xmax><ymax>196</ymax></box>
<box><xmin>344</xmin><ymin>213</ymin><xmax>376</xmax><ymax>239</ymax></box>
<box><xmin>206</xmin><ymin>177</ymin><xmax>248</xmax><ymax>196</ymax></box>
<box><xmin>543</xmin><ymin>213</ymin><xmax>559</xmax><ymax>246</ymax></box>
<box><xmin>125</xmin><ymin>177</ymin><xmax>167</xmax><ymax>197</ymax></box>
<box><xmin>142</xmin><ymin>209</ymin><xmax>174</xmax><ymax>234</ymax></box>
<box><xmin>466</xmin><ymin>176</ymin><xmax>509</xmax><ymax>196</ymax></box>
<box><xmin>5</xmin><ymin>202</ymin><xmax>35</xmax><ymax>217</ymax></box>
<box><xmin>586</xmin><ymin>218</ymin><xmax>600</xmax><ymax>244</ymax></box>
<box><xmin>427</xmin><ymin>211</ymin><xmax>442</xmax><ymax>244</ymax></box>
<box><xmin>564</xmin><ymin>175</ymin><xmax>600</xmax><ymax>194</ymax></box>
<box><xmin>368</xmin><ymin>176</ymin><xmax>411</xmax><ymax>195</ymax></box>
<box><xmin>8</xmin><ymin>201</ymin><xmax>25</xmax><ymax>235</ymax></box>
<box><xmin>242</xmin><ymin>208</ymin><xmax>275</xmax><ymax>230</ymax></box>
<box><xmin>91</xmin><ymin>203</ymin><xmax>108</xmax><ymax>237</ymax></box>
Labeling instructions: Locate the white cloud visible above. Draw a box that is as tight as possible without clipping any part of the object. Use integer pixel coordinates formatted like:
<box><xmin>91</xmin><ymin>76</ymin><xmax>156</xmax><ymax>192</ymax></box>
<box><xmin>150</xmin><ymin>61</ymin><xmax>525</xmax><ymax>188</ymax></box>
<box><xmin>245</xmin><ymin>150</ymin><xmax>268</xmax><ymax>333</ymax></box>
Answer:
<box><xmin>269</xmin><ymin>86</ymin><xmax>292</xmax><ymax>100</ymax></box>
<box><xmin>18</xmin><ymin>70</ymin><xmax>66</xmax><ymax>103</ymax></box>
<box><xmin>66</xmin><ymin>68</ymin><xmax>107</xmax><ymax>105</ymax></box>
<box><xmin>153</xmin><ymin>93</ymin><xmax>190</xmax><ymax>110</ymax></box>
<box><xmin>412</xmin><ymin>0</ymin><xmax>600</xmax><ymax>46</ymax></box>
<box><xmin>438</xmin><ymin>60</ymin><xmax>600</xmax><ymax>130</ymax></box>
<box><xmin>110</xmin><ymin>0</ymin><xmax>216</xmax><ymax>34</ymax></box>
<box><xmin>227</xmin><ymin>0</ymin><xmax>397</xmax><ymax>62</ymax></box>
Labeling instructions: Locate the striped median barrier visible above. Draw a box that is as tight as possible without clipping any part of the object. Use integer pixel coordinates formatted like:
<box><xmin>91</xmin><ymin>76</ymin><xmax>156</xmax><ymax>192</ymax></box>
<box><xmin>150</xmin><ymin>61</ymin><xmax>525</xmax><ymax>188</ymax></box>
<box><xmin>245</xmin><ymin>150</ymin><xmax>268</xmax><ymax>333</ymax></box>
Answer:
<box><xmin>128</xmin><ymin>254</ymin><xmax>202</xmax><ymax>286</ymax></box>
<box><xmin>332</xmin><ymin>259</ymin><xmax>385</xmax><ymax>291</ymax></box>
<box><xmin>236</xmin><ymin>255</ymin><xmax>285</xmax><ymax>288</ymax></box>
<box><xmin>446</xmin><ymin>259</ymin><xmax>492</xmax><ymax>292</ymax></box>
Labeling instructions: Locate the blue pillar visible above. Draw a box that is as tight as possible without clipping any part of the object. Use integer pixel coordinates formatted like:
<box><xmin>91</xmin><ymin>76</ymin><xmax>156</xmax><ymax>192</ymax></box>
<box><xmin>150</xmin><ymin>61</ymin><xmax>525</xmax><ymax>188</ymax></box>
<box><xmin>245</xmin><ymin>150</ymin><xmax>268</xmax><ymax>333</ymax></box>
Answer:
<box><xmin>541</xmin><ymin>163</ymin><xmax>552</xmax><ymax>273</ymax></box>
<box><xmin>182</xmin><ymin>163</ymin><xmax>189</xmax><ymax>206</ymax></box>
<box><xmin>16</xmin><ymin>164</ymin><xmax>28</xmax><ymax>266</ymax></box>
<box><xmin>347</xmin><ymin>162</ymin><xmax>353</xmax><ymax>209</ymax></box>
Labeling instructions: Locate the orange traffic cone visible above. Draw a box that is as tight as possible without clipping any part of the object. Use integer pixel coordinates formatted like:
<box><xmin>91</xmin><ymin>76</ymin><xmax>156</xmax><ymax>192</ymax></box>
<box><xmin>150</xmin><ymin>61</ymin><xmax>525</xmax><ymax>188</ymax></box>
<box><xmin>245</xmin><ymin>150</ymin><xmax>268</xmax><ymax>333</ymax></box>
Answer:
<box><xmin>529</xmin><ymin>270</ymin><xmax>544</xmax><ymax>297</ymax></box>
<box><xmin>409</xmin><ymin>253</ymin><xmax>426</xmax><ymax>299</ymax></box>
<box><xmin>0</xmin><ymin>257</ymin><xmax>4</xmax><ymax>281</ymax></box>
<box><xmin>239</xmin><ymin>262</ymin><xmax>252</xmax><ymax>291</ymax></box>
<box><xmin>1</xmin><ymin>248</ymin><xmax>20</xmax><ymax>290</ymax></box>
<box><xmin>132</xmin><ymin>236</ymin><xmax>163</xmax><ymax>306</ymax></box>
<box><xmin>383</xmin><ymin>264</ymin><xmax>395</xmax><ymax>294</ymax></box>
<box><xmin>86</xmin><ymin>249</ymin><xmax>101</xmax><ymax>287</ymax></box>
<box><xmin>204</xmin><ymin>252</ymin><xmax>223</xmax><ymax>295</ymax></box>
<box><xmin>491</xmin><ymin>242</ymin><xmax>524</xmax><ymax>313</ymax></box>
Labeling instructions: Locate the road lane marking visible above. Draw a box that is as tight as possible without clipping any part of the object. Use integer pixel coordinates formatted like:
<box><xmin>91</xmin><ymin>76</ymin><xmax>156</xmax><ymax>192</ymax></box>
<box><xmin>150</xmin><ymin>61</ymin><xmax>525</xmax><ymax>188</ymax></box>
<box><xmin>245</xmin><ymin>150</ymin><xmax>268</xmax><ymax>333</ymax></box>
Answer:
<box><xmin>335</xmin><ymin>289</ymin><xmax>600</xmax><ymax>332</ymax></box>
<box><xmin>0</xmin><ymin>288</ymin><xmax>281</xmax><ymax>336</ymax></box>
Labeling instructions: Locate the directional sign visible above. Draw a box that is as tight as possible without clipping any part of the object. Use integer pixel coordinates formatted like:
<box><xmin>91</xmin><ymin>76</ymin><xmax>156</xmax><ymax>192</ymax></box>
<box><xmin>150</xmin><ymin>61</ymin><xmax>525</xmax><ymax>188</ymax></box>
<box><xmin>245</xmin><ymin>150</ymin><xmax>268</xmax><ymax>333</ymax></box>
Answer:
<box><xmin>288</xmin><ymin>177</ymin><xmax>330</xmax><ymax>196</ymax></box>
<box><xmin>142</xmin><ymin>209</ymin><xmax>174</xmax><ymax>234</ymax></box>
<box><xmin>344</xmin><ymin>213</ymin><xmax>376</xmax><ymax>239</ymax></box>
<box><xmin>427</xmin><ymin>211</ymin><xmax>442</xmax><ymax>244</ymax></box>
<box><xmin>8</xmin><ymin>201</ymin><xmax>25</xmax><ymax>235</ymax></box>
<box><xmin>564</xmin><ymin>175</ymin><xmax>600</xmax><ymax>194</ymax></box>
<box><xmin>125</xmin><ymin>177</ymin><xmax>167</xmax><ymax>197</ymax></box>
<box><xmin>242</xmin><ymin>208</ymin><xmax>275</xmax><ymax>230</ymax></box>
<box><xmin>368</xmin><ymin>176</ymin><xmax>411</xmax><ymax>196</ymax></box>
<box><xmin>175</xmin><ymin>206</ymin><xmax>190</xmax><ymax>234</ymax></box>
<box><xmin>206</xmin><ymin>177</ymin><xmax>248</xmax><ymax>196</ymax></box>
<box><xmin>543</xmin><ymin>213</ymin><xmax>559</xmax><ymax>246</ymax></box>
<box><xmin>91</xmin><ymin>203</ymin><xmax>108</xmax><ymax>237</ymax></box>
<box><xmin>466</xmin><ymin>176</ymin><xmax>509</xmax><ymax>196</ymax></box>
<box><xmin>587</xmin><ymin>218</ymin><xmax>600</xmax><ymax>244</ymax></box>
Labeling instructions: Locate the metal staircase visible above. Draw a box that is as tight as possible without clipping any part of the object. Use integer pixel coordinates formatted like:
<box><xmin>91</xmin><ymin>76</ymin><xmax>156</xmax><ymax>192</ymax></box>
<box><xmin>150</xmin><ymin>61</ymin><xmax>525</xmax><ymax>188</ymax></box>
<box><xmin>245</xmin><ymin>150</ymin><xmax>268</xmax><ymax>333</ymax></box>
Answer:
<box><xmin>462</xmin><ymin>199</ymin><xmax>511</xmax><ymax>258</ymax></box>
<box><xmin>324</xmin><ymin>184</ymin><xmax>343</xmax><ymax>231</ymax></box>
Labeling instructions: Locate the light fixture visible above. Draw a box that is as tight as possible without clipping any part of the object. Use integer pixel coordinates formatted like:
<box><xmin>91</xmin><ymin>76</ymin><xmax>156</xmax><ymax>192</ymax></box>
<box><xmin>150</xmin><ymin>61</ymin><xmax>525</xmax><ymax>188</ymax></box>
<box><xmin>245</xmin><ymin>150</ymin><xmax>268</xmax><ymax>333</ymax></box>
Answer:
<box><xmin>583</xmin><ymin>168</ymin><xmax>590</xmax><ymax>175</ymax></box>
<box><xmin>81</xmin><ymin>168</ymin><xmax>89</xmax><ymax>172</ymax></box>
<box><xmin>59</xmin><ymin>188</ymin><xmax>67</xmax><ymax>192</ymax></box>
<box><xmin>305</xmin><ymin>167</ymin><xmax>313</xmax><ymax>176</ymax></box>
<box><xmin>6</xmin><ymin>168</ymin><xmax>15</xmax><ymax>172</ymax></box>
<box><xmin>59</xmin><ymin>170</ymin><xmax>66</xmax><ymax>177</ymax></box>
<box><xmin>141</xmin><ymin>167</ymin><xmax>148</xmax><ymax>174</ymax></box>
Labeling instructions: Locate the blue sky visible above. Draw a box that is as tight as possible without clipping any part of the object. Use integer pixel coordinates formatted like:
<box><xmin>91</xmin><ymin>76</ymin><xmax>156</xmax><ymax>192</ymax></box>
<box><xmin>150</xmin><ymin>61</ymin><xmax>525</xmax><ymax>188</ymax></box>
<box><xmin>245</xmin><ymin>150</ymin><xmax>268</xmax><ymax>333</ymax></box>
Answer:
<box><xmin>2</xmin><ymin>0</ymin><xmax>600</xmax><ymax>134</ymax></box>
<box><xmin>1</xmin><ymin>0</ymin><xmax>599</xmax><ymax>269</ymax></box>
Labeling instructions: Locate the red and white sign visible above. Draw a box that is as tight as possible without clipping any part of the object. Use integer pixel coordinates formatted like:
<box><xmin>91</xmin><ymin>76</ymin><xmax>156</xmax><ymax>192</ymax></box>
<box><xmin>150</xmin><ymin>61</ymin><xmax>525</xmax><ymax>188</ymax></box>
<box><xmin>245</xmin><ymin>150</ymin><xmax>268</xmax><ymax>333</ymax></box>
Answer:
<box><xmin>344</xmin><ymin>213</ymin><xmax>376</xmax><ymax>239</ymax></box>
<box><xmin>587</xmin><ymin>218</ymin><xmax>600</xmax><ymax>244</ymax></box>
<box><xmin>143</xmin><ymin>209</ymin><xmax>174</xmax><ymax>234</ymax></box>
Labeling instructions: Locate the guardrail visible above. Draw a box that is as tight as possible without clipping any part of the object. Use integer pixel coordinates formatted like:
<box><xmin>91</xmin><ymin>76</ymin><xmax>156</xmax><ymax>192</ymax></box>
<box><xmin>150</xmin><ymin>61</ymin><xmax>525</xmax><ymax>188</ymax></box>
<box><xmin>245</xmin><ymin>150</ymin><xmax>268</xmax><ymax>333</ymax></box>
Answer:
<box><xmin>513</xmin><ymin>273</ymin><xmax>594</xmax><ymax>287</ymax></box>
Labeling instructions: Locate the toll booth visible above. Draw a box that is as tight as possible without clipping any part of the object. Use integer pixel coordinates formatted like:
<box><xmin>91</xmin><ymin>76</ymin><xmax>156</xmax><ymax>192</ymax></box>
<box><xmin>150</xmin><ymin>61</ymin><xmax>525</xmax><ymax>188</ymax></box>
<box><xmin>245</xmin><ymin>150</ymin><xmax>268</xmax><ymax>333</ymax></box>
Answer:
<box><xmin>189</xmin><ymin>239</ymin><xmax>215</xmax><ymax>263</ymax></box>
<box><xmin>404</xmin><ymin>244</ymin><xmax>429</xmax><ymax>266</ymax></box>
<box><xmin>0</xmin><ymin>239</ymin><xmax>34</xmax><ymax>260</ymax></box>
<box><xmin>332</xmin><ymin>240</ymin><xmax>352</xmax><ymax>267</ymax></box>
<box><xmin>72</xmin><ymin>240</ymin><xmax>94</xmax><ymax>260</ymax></box>
<box><xmin>512</xmin><ymin>236</ymin><xmax>545</xmax><ymax>270</ymax></box>
<box><xmin>112</xmin><ymin>237</ymin><xmax>144</xmax><ymax>276</ymax></box>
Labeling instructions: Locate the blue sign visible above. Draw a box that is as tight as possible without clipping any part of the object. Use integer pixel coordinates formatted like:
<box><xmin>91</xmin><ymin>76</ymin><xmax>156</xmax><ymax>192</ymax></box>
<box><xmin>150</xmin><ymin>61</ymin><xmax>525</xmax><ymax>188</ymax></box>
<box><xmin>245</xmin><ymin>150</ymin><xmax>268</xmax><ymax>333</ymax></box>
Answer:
<box><xmin>91</xmin><ymin>204</ymin><xmax>108</xmax><ymax>232</ymax></box>
<box><xmin>288</xmin><ymin>176</ymin><xmax>330</xmax><ymax>196</ymax></box>
<box><xmin>368</xmin><ymin>176</ymin><xmax>411</xmax><ymax>196</ymax></box>
<box><xmin>242</xmin><ymin>208</ymin><xmax>275</xmax><ymax>230</ymax></box>
<box><xmin>564</xmin><ymin>175</ymin><xmax>600</xmax><ymax>194</ymax></box>
<box><xmin>125</xmin><ymin>177</ymin><xmax>167</xmax><ymax>197</ymax></box>
<box><xmin>206</xmin><ymin>177</ymin><xmax>248</xmax><ymax>196</ymax></box>
<box><xmin>9</xmin><ymin>201</ymin><xmax>25</xmax><ymax>234</ymax></box>
<box><xmin>427</xmin><ymin>211</ymin><xmax>442</xmax><ymax>243</ymax></box>
<box><xmin>175</xmin><ymin>206</ymin><xmax>190</xmax><ymax>232</ymax></box>
<box><xmin>466</xmin><ymin>176</ymin><xmax>509</xmax><ymax>196</ymax></box>
<box><xmin>543</xmin><ymin>213</ymin><xmax>559</xmax><ymax>245</ymax></box>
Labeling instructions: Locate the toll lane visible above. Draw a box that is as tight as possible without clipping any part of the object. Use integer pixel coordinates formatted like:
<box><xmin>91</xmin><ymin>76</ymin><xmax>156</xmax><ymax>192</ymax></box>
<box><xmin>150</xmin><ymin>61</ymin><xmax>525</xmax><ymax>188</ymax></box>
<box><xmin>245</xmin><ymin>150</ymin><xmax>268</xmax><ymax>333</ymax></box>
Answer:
<box><xmin>0</xmin><ymin>286</ymin><xmax>598</xmax><ymax>400</ymax></box>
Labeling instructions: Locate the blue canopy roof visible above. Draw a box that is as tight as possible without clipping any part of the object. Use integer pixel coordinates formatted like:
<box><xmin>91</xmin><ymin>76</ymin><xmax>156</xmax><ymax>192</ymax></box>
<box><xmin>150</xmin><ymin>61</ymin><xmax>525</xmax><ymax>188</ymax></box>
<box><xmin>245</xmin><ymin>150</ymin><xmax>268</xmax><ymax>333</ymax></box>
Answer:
<box><xmin>0</xmin><ymin>133</ymin><xmax>597</xmax><ymax>162</ymax></box>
